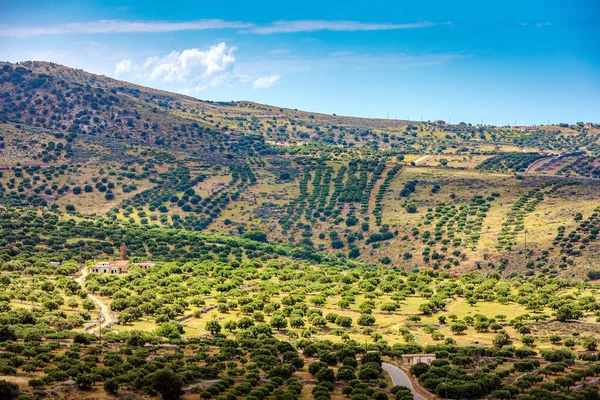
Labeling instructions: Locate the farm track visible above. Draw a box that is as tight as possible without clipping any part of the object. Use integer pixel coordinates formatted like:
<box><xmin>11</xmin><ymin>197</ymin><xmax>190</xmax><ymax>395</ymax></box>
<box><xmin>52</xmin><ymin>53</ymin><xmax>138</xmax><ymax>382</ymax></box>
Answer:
<box><xmin>75</xmin><ymin>266</ymin><xmax>115</xmax><ymax>332</ymax></box>
<box><xmin>413</xmin><ymin>155</ymin><xmax>432</xmax><ymax>165</ymax></box>
<box><xmin>525</xmin><ymin>156</ymin><xmax>555</xmax><ymax>173</ymax></box>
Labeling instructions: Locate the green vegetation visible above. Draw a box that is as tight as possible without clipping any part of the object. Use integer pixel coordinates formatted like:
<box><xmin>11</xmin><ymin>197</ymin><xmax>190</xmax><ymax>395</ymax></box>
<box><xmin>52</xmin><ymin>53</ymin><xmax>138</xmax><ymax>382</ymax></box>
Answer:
<box><xmin>0</xmin><ymin>61</ymin><xmax>599</xmax><ymax>399</ymax></box>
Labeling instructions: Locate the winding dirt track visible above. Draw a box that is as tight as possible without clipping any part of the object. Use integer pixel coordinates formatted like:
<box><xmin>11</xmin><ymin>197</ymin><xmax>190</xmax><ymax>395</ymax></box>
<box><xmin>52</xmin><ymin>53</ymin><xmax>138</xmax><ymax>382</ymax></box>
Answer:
<box><xmin>75</xmin><ymin>266</ymin><xmax>114</xmax><ymax>332</ymax></box>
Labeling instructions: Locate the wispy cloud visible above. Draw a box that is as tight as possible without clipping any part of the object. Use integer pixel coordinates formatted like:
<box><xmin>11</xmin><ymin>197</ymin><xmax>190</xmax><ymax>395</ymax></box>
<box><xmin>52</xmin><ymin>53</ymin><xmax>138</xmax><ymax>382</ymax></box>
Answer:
<box><xmin>236</xmin><ymin>50</ymin><xmax>470</xmax><ymax>82</ymax></box>
<box><xmin>253</xmin><ymin>74</ymin><xmax>280</xmax><ymax>89</ymax></box>
<box><xmin>0</xmin><ymin>19</ymin><xmax>439</xmax><ymax>38</ymax></box>
<box><xmin>330</xmin><ymin>51</ymin><xmax>356</xmax><ymax>57</ymax></box>
<box><xmin>333</xmin><ymin>51</ymin><xmax>470</xmax><ymax>70</ymax></box>
<box><xmin>0</xmin><ymin>19</ymin><xmax>253</xmax><ymax>38</ymax></box>
<box><xmin>242</xmin><ymin>20</ymin><xmax>437</xmax><ymax>34</ymax></box>
<box><xmin>519</xmin><ymin>22</ymin><xmax>553</xmax><ymax>28</ymax></box>
<box><xmin>270</xmin><ymin>49</ymin><xmax>291</xmax><ymax>55</ymax></box>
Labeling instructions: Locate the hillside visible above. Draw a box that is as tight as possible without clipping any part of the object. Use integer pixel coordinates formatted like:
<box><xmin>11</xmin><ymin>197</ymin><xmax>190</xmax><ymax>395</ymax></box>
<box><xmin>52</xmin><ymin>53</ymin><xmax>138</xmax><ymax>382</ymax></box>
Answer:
<box><xmin>0</xmin><ymin>61</ymin><xmax>599</xmax><ymax>278</ymax></box>
<box><xmin>2</xmin><ymin>60</ymin><xmax>600</xmax><ymax>400</ymax></box>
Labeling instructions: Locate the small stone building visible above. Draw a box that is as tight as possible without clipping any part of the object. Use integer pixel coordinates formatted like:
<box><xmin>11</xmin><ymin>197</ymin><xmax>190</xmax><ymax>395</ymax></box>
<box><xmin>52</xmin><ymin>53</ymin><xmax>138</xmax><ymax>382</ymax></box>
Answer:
<box><xmin>137</xmin><ymin>261</ymin><xmax>155</xmax><ymax>270</ymax></box>
<box><xmin>91</xmin><ymin>260</ymin><xmax>129</xmax><ymax>274</ymax></box>
<box><xmin>91</xmin><ymin>262</ymin><xmax>111</xmax><ymax>274</ymax></box>
<box><xmin>401</xmin><ymin>354</ymin><xmax>436</xmax><ymax>365</ymax></box>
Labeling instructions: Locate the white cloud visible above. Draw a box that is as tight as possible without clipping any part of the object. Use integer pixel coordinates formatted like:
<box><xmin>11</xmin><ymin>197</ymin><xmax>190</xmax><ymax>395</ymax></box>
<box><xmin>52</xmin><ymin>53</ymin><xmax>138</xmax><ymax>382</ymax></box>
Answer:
<box><xmin>253</xmin><ymin>74</ymin><xmax>280</xmax><ymax>89</ymax></box>
<box><xmin>242</xmin><ymin>20</ymin><xmax>436</xmax><ymax>34</ymax></box>
<box><xmin>0</xmin><ymin>19</ymin><xmax>253</xmax><ymax>38</ymax></box>
<box><xmin>0</xmin><ymin>19</ymin><xmax>439</xmax><ymax>38</ymax></box>
<box><xmin>114</xmin><ymin>59</ymin><xmax>132</xmax><ymax>76</ymax></box>
<box><xmin>142</xmin><ymin>43</ymin><xmax>236</xmax><ymax>83</ymax></box>
<box><xmin>110</xmin><ymin>43</ymin><xmax>254</xmax><ymax>94</ymax></box>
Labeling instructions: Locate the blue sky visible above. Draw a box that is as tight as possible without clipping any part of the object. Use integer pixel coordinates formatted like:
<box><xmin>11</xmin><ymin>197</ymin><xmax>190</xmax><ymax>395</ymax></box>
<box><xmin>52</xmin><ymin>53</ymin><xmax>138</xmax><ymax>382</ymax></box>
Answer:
<box><xmin>1</xmin><ymin>0</ymin><xmax>599</xmax><ymax>125</ymax></box>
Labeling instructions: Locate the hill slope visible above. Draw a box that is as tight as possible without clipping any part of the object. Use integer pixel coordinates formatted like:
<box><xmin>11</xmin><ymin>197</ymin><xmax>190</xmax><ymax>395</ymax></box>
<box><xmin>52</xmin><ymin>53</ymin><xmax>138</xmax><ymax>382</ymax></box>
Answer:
<box><xmin>0</xmin><ymin>61</ymin><xmax>599</xmax><ymax>278</ymax></box>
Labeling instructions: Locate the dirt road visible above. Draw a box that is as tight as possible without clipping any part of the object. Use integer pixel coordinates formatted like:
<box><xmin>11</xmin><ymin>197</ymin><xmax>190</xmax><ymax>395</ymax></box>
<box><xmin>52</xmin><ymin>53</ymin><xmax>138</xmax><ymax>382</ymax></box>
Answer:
<box><xmin>75</xmin><ymin>266</ymin><xmax>114</xmax><ymax>332</ymax></box>
<box><xmin>413</xmin><ymin>155</ymin><xmax>432</xmax><ymax>165</ymax></box>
